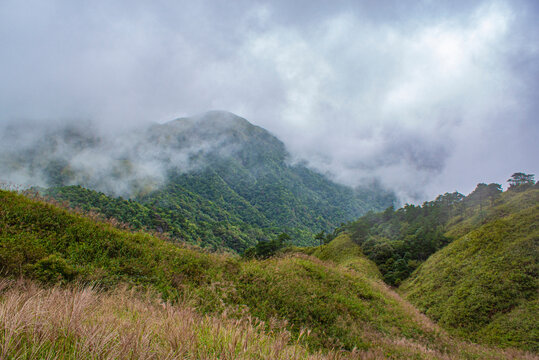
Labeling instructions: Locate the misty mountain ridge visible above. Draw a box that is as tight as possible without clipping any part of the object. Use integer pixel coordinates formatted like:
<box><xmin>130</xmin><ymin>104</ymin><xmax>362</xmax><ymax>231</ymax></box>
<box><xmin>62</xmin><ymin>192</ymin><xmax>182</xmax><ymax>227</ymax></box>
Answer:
<box><xmin>145</xmin><ymin>111</ymin><xmax>290</xmax><ymax>177</ymax></box>
<box><xmin>1</xmin><ymin>111</ymin><xmax>395</xmax><ymax>250</ymax></box>
<box><xmin>2</xmin><ymin>111</ymin><xmax>332</xmax><ymax>195</ymax></box>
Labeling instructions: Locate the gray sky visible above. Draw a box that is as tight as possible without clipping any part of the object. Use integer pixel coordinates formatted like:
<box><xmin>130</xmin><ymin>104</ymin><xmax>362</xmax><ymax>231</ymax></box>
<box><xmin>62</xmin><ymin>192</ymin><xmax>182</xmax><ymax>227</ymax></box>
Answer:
<box><xmin>1</xmin><ymin>0</ymin><xmax>537</xmax><ymax>202</ymax></box>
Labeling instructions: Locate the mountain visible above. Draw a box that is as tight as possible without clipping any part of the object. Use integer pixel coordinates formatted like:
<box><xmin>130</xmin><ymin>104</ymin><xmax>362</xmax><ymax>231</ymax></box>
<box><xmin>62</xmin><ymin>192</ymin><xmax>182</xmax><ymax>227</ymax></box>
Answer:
<box><xmin>1</xmin><ymin>111</ymin><xmax>394</xmax><ymax>251</ymax></box>
<box><xmin>400</xmin><ymin>187</ymin><xmax>538</xmax><ymax>351</ymax></box>
<box><xmin>0</xmin><ymin>189</ymin><xmax>528</xmax><ymax>359</ymax></box>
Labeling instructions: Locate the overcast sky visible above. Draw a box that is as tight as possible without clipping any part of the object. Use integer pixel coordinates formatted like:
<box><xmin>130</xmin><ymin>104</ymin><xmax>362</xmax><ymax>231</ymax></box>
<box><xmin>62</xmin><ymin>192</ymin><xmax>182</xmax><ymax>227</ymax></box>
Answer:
<box><xmin>1</xmin><ymin>0</ymin><xmax>537</xmax><ymax>202</ymax></box>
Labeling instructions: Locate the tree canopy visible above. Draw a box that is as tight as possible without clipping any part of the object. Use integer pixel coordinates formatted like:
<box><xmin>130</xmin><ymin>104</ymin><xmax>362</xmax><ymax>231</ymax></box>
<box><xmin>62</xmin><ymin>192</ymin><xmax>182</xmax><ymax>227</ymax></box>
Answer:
<box><xmin>507</xmin><ymin>172</ymin><xmax>535</xmax><ymax>190</ymax></box>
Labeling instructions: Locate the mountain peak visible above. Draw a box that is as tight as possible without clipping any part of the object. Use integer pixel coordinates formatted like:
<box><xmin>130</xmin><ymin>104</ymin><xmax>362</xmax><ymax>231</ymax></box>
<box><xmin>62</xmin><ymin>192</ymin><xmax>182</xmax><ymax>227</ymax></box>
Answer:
<box><xmin>196</xmin><ymin>110</ymin><xmax>246</xmax><ymax>122</ymax></box>
<box><xmin>165</xmin><ymin>110</ymin><xmax>253</xmax><ymax>132</ymax></box>
<box><xmin>151</xmin><ymin>111</ymin><xmax>287</xmax><ymax>162</ymax></box>
<box><xmin>154</xmin><ymin>111</ymin><xmax>254</xmax><ymax>137</ymax></box>
<box><xmin>191</xmin><ymin>110</ymin><xmax>253</xmax><ymax>130</ymax></box>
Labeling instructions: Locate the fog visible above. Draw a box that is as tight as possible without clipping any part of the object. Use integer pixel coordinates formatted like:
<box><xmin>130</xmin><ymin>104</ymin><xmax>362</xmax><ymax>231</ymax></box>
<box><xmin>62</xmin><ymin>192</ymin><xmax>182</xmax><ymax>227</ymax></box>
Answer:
<box><xmin>0</xmin><ymin>112</ymin><xmax>260</xmax><ymax>196</ymax></box>
<box><xmin>0</xmin><ymin>0</ymin><xmax>537</xmax><ymax>202</ymax></box>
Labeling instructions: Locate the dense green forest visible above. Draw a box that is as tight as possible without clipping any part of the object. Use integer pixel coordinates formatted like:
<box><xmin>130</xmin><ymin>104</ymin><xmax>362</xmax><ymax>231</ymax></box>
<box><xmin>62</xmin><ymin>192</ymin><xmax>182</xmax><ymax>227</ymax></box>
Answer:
<box><xmin>43</xmin><ymin>185</ymin><xmax>268</xmax><ymax>252</ymax></box>
<box><xmin>1</xmin><ymin>188</ymin><xmax>531</xmax><ymax>359</ymax></box>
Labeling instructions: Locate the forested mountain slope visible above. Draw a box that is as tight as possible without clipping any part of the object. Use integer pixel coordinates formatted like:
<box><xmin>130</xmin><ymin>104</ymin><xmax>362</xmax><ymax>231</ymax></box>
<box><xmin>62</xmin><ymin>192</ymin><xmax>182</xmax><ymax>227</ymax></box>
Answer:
<box><xmin>1</xmin><ymin>111</ymin><xmax>394</xmax><ymax>251</ymax></box>
<box><xmin>1</xmin><ymin>189</ymin><xmax>530</xmax><ymax>359</ymax></box>
<box><xmin>43</xmin><ymin>184</ymin><xmax>268</xmax><ymax>252</ymax></box>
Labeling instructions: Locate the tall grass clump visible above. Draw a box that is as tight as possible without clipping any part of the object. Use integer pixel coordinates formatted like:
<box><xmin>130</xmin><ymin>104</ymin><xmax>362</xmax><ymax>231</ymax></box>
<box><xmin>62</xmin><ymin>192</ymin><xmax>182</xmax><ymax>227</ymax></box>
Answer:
<box><xmin>0</xmin><ymin>279</ymin><xmax>340</xmax><ymax>360</ymax></box>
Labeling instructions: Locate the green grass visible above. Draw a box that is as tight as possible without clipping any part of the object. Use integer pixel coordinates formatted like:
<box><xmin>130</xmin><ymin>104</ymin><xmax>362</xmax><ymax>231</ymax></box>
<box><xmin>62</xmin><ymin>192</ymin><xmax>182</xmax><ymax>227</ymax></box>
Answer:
<box><xmin>0</xmin><ymin>190</ymin><xmax>233</xmax><ymax>300</ymax></box>
<box><xmin>311</xmin><ymin>233</ymin><xmax>382</xmax><ymax>279</ymax></box>
<box><xmin>401</xmin><ymin>189</ymin><xmax>539</xmax><ymax>351</ymax></box>
<box><xmin>0</xmin><ymin>191</ymin><xmax>421</xmax><ymax>350</ymax></box>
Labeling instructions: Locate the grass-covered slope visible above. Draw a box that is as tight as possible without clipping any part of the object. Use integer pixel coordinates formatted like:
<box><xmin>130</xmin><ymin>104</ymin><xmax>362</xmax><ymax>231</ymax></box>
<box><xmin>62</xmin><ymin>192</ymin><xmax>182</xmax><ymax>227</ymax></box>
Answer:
<box><xmin>401</xmin><ymin>189</ymin><xmax>539</xmax><ymax>351</ymax></box>
<box><xmin>309</xmin><ymin>231</ymin><xmax>382</xmax><ymax>279</ymax></box>
<box><xmin>1</xmin><ymin>189</ymin><xmax>531</xmax><ymax>358</ymax></box>
<box><xmin>0</xmin><ymin>189</ymin><xmax>232</xmax><ymax>300</ymax></box>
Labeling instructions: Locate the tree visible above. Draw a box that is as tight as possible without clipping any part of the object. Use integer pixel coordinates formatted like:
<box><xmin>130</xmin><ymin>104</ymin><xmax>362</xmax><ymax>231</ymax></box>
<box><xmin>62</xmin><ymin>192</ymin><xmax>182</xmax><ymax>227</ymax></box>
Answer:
<box><xmin>243</xmin><ymin>232</ymin><xmax>291</xmax><ymax>259</ymax></box>
<box><xmin>277</xmin><ymin>232</ymin><xmax>291</xmax><ymax>246</ymax></box>
<box><xmin>507</xmin><ymin>172</ymin><xmax>535</xmax><ymax>190</ymax></box>
<box><xmin>314</xmin><ymin>231</ymin><xmax>326</xmax><ymax>246</ymax></box>
<box><xmin>485</xmin><ymin>183</ymin><xmax>502</xmax><ymax>204</ymax></box>
<box><xmin>467</xmin><ymin>183</ymin><xmax>488</xmax><ymax>213</ymax></box>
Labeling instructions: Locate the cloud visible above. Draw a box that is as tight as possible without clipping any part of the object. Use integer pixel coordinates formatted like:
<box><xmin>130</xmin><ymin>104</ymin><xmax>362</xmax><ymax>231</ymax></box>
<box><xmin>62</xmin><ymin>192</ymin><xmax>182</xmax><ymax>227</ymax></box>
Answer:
<box><xmin>0</xmin><ymin>0</ymin><xmax>537</xmax><ymax>202</ymax></box>
<box><xmin>0</xmin><ymin>112</ymin><xmax>256</xmax><ymax>196</ymax></box>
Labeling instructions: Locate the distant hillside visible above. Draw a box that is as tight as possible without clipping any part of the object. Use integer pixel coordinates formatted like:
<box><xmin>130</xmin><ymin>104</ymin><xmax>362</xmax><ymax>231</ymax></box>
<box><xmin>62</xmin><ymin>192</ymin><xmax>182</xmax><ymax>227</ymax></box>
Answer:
<box><xmin>401</xmin><ymin>188</ymin><xmax>539</xmax><ymax>351</ymax></box>
<box><xmin>346</xmin><ymin>190</ymin><xmax>464</xmax><ymax>286</ymax></box>
<box><xmin>1</xmin><ymin>111</ymin><xmax>394</xmax><ymax>251</ymax></box>
<box><xmin>0</xmin><ymin>189</ymin><xmax>527</xmax><ymax>359</ymax></box>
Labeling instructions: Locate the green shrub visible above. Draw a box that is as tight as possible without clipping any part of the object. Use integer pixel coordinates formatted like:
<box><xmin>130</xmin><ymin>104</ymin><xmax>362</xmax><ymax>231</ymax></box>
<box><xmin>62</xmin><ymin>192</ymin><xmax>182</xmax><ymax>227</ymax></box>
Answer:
<box><xmin>25</xmin><ymin>254</ymin><xmax>77</xmax><ymax>283</ymax></box>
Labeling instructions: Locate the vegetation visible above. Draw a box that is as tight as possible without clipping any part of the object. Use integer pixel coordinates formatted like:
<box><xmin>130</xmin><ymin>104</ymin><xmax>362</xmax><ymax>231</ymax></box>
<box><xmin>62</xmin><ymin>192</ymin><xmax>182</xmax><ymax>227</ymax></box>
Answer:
<box><xmin>507</xmin><ymin>172</ymin><xmax>535</xmax><ymax>190</ymax></box>
<box><xmin>2</xmin><ymin>189</ymin><xmax>534</xmax><ymax>358</ymax></box>
<box><xmin>346</xmin><ymin>192</ymin><xmax>460</xmax><ymax>286</ymax></box>
<box><xmin>338</xmin><ymin>177</ymin><xmax>538</xmax><ymax>352</ymax></box>
<box><xmin>344</xmin><ymin>180</ymin><xmax>514</xmax><ymax>286</ymax></box>
<box><xmin>43</xmin><ymin>184</ymin><xmax>266</xmax><ymax>253</ymax></box>
<box><xmin>0</xmin><ymin>279</ymin><xmax>323</xmax><ymax>360</ymax></box>
<box><xmin>5</xmin><ymin>112</ymin><xmax>395</xmax><ymax>252</ymax></box>
<box><xmin>401</xmin><ymin>188</ymin><xmax>539</xmax><ymax>351</ymax></box>
<box><xmin>243</xmin><ymin>232</ymin><xmax>291</xmax><ymax>259</ymax></box>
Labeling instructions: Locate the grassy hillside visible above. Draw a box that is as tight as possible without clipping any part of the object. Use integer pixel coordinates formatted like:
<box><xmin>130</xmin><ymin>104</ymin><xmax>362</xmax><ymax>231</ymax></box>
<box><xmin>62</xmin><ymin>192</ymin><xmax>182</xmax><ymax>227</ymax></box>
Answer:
<box><xmin>401</xmin><ymin>188</ymin><xmax>539</xmax><ymax>351</ymax></box>
<box><xmin>309</xmin><ymin>232</ymin><xmax>382</xmax><ymax>279</ymax></box>
<box><xmin>344</xmin><ymin>181</ymin><xmax>535</xmax><ymax>289</ymax></box>
<box><xmin>1</xmin><ymin>189</ymin><xmax>532</xmax><ymax>358</ymax></box>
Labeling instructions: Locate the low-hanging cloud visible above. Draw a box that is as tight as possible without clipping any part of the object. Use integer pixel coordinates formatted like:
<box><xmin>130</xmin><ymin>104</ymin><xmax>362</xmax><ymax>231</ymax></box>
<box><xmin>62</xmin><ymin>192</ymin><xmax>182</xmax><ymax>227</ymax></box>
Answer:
<box><xmin>0</xmin><ymin>113</ymin><xmax>251</xmax><ymax>196</ymax></box>
<box><xmin>0</xmin><ymin>0</ymin><xmax>537</xmax><ymax>202</ymax></box>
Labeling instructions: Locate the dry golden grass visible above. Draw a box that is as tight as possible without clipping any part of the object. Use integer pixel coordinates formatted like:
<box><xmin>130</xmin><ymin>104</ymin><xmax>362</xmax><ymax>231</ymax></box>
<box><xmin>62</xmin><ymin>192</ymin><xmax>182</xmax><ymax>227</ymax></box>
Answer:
<box><xmin>0</xmin><ymin>278</ymin><xmax>362</xmax><ymax>360</ymax></box>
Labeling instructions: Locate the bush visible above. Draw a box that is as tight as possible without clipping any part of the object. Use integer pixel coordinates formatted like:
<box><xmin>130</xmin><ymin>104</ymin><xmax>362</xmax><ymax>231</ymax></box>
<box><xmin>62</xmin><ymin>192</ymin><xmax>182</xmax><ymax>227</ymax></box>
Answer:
<box><xmin>243</xmin><ymin>233</ymin><xmax>290</xmax><ymax>259</ymax></box>
<box><xmin>26</xmin><ymin>254</ymin><xmax>78</xmax><ymax>283</ymax></box>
